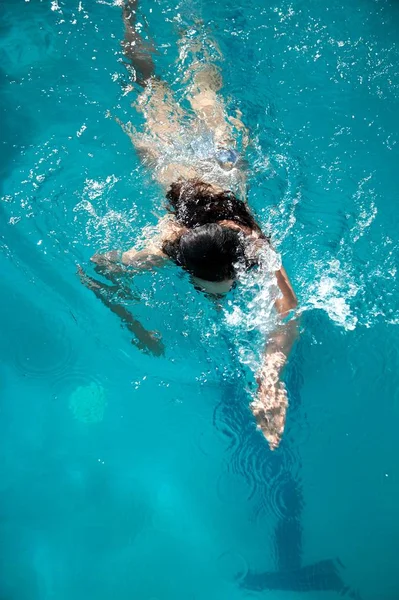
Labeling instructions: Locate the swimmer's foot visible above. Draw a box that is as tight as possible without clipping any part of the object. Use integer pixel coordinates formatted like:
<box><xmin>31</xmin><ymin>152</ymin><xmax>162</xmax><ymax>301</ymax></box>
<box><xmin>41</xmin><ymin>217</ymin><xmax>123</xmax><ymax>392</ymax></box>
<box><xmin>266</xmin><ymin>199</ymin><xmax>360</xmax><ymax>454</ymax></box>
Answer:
<box><xmin>176</xmin><ymin>20</ymin><xmax>205</xmax><ymax>60</ymax></box>
<box><xmin>177</xmin><ymin>21</ymin><xmax>223</xmax><ymax>81</ymax></box>
<box><xmin>122</xmin><ymin>0</ymin><xmax>156</xmax><ymax>87</ymax></box>
<box><xmin>123</xmin><ymin>0</ymin><xmax>139</xmax><ymax>24</ymax></box>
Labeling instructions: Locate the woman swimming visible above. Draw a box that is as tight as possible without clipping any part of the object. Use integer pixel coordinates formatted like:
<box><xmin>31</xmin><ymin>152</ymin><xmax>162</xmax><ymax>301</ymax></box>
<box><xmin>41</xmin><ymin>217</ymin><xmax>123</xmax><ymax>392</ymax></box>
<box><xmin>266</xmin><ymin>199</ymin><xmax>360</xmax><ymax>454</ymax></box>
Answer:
<box><xmin>81</xmin><ymin>0</ymin><xmax>298</xmax><ymax>450</ymax></box>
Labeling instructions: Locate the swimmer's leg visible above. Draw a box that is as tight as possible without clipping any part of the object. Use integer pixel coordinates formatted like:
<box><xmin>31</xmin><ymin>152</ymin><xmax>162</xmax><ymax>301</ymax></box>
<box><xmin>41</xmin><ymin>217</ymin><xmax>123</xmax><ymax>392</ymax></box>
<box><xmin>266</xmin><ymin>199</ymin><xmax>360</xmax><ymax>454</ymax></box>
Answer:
<box><xmin>118</xmin><ymin>78</ymin><xmax>194</xmax><ymax>173</ymax></box>
<box><xmin>190</xmin><ymin>66</ymin><xmax>249</xmax><ymax>149</ymax></box>
<box><xmin>179</xmin><ymin>29</ymin><xmax>248</xmax><ymax>148</ymax></box>
<box><xmin>119</xmin><ymin>0</ymin><xmax>192</xmax><ymax>158</ymax></box>
<box><xmin>188</xmin><ymin>65</ymin><xmax>234</xmax><ymax>147</ymax></box>
<box><xmin>134</xmin><ymin>79</ymin><xmax>189</xmax><ymax>146</ymax></box>
<box><xmin>122</xmin><ymin>0</ymin><xmax>155</xmax><ymax>87</ymax></box>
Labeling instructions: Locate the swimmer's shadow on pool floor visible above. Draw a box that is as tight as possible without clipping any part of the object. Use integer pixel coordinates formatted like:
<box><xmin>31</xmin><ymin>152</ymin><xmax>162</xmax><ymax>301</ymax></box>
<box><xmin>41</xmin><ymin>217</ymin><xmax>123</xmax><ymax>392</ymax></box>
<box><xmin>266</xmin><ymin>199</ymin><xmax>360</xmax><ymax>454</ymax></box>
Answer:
<box><xmin>241</xmin><ymin>557</ymin><xmax>362</xmax><ymax>598</ymax></box>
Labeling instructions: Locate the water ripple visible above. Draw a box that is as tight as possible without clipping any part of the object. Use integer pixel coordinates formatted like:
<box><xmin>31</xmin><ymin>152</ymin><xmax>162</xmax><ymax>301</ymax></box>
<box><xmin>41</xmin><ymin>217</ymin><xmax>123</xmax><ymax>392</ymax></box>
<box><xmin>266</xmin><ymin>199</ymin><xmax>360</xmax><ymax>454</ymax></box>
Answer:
<box><xmin>215</xmin><ymin>550</ymin><xmax>249</xmax><ymax>583</ymax></box>
<box><xmin>13</xmin><ymin>313</ymin><xmax>74</xmax><ymax>381</ymax></box>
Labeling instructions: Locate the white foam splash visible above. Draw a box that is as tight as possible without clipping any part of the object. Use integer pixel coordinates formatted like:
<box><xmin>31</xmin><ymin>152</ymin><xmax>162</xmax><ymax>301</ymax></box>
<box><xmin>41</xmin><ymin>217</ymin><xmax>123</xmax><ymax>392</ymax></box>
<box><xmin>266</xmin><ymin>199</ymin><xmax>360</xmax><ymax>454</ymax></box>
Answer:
<box><xmin>223</xmin><ymin>244</ymin><xmax>282</xmax><ymax>371</ymax></box>
<box><xmin>80</xmin><ymin>175</ymin><xmax>119</xmax><ymax>201</ymax></box>
<box><xmin>350</xmin><ymin>175</ymin><xmax>378</xmax><ymax>243</ymax></box>
<box><xmin>304</xmin><ymin>259</ymin><xmax>359</xmax><ymax>330</ymax></box>
<box><xmin>74</xmin><ymin>176</ymin><xmax>138</xmax><ymax>246</ymax></box>
<box><xmin>50</xmin><ymin>0</ymin><xmax>62</xmax><ymax>12</ymax></box>
<box><xmin>76</xmin><ymin>124</ymin><xmax>87</xmax><ymax>138</ymax></box>
<box><xmin>96</xmin><ymin>0</ymin><xmax>123</xmax><ymax>6</ymax></box>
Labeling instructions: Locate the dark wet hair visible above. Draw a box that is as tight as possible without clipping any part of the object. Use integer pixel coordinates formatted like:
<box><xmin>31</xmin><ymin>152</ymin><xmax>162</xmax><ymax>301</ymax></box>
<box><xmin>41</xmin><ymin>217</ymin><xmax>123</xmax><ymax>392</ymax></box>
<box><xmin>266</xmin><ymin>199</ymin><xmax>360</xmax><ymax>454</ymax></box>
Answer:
<box><xmin>165</xmin><ymin>179</ymin><xmax>262</xmax><ymax>233</ymax></box>
<box><xmin>163</xmin><ymin>223</ymin><xmax>247</xmax><ymax>282</ymax></box>
<box><xmin>162</xmin><ymin>180</ymin><xmax>263</xmax><ymax>282</ymax></box>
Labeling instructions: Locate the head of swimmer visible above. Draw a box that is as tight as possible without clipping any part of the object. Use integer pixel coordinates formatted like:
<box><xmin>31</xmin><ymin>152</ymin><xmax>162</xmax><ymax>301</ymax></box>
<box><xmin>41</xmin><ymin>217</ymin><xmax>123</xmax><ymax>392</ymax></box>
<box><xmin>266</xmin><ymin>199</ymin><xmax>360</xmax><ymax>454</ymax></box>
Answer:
<box><xmin>164</xmin><ymin>180</ymin><xmax>260</xmax><ymax>285</ymax></box>
<box><xmin>169</xmin><ymin>223</ymin><xmax>246</xmax><ymax>283</ymax></box>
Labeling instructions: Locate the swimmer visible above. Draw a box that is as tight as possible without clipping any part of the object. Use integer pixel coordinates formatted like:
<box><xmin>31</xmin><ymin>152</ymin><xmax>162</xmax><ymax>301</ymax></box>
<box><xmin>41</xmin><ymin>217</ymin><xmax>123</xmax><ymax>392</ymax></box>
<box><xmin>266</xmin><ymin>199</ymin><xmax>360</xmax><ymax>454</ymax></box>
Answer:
<box><xmin>80</xmin><ymin>0</ymin><xmax>298</xmax><ymax>450</ymax></box>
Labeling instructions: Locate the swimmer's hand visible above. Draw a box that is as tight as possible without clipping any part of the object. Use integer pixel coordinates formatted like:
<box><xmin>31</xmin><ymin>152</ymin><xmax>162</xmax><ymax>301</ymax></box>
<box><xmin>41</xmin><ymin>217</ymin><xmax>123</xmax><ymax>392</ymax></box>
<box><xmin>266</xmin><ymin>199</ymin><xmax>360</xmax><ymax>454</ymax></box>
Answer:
<box><xmin>250</xmin><ymin>351</ymin><xmax>288</xmax><ymax>451</ymax></box>
<box><xmin>78</xmin><ymin>266</ymin><xmax>165</xmax><ymax>357</ymax></box>
<box><xmin>130</xmin><ymin>326</ymin><xmax>164</xmax><ymax>357</ymax></box>
<box><xmin>251</xmin><ymin>264</ymin><xmax>298</xmax><ymax>450</ymax></box>
<box><xmin>91</xmin><ymin>251</ymin><xmax>120</xmax><ymax>265</ymax></box>
<box><xmin>91</xmin><ymin>251</ymin><xmax>126</xmax><ymax>275</ymax></box>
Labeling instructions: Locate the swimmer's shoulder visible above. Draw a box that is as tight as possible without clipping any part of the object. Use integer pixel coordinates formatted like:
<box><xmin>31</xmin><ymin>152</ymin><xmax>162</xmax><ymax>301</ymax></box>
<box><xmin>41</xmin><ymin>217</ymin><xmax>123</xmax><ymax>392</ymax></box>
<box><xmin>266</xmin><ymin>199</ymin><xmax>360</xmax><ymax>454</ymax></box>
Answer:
<box><xmin>216</xmin><ymin>219</ymin><xmax>267</xmax><ymax>241</ymax></box>
<box><xmin>121</xmin><ymin>215</ymin><xmax>187</xmax><ymax>266</ymax></box>
<box><xmin>121</xmin><ymin>246</ymin><xmax>166</xmax><ymax>267</ymax></box>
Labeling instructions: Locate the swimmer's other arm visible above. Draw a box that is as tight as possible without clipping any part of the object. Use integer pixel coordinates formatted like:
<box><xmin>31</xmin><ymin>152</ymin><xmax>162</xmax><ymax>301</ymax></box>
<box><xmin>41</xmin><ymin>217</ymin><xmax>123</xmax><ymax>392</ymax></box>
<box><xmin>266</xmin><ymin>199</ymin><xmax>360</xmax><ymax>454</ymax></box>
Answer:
<box><xmin>91</xmin><ymin>217</ymin><xmax>184</xmax><ymax>275</ymax></box>
<box><xmin>91</xmin><ymin>247</ymin><xmax>167</xmax><ymax>275</ymax></box>
<box><xmin>79</xmin><ymin>247</ymin><xmax>167</xmax><ymax>357</ymax></box>
<box><xmin>250</xmin><ymin>266</ymin><xmax>299</xmax><ymax>451</ymax></box>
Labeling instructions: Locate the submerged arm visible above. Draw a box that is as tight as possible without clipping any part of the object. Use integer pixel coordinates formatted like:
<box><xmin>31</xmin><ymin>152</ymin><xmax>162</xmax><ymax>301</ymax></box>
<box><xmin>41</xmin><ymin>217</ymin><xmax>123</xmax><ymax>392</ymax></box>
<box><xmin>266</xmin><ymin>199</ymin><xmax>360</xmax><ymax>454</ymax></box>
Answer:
<box><xmin>90</xmin><ymin>215</ymin><xmax>186</xmax><ymax>279</ymax></box>
<box><xmin>269</xmin><ymin>268</ymin><xmax>298</xmax><ymax>355</ymax></box>
<box><xmin>91</xmin><ymin>245</ymin><xmax>167</xmax><ymax>279</ymax></box>
<box><xmin>78</xmin><ymin>266</ymin><xmax>165</xmax><ymax>357</ymax></box>
<box><xmin>83</xmin><ymin>222</ymin><xmax>185</xmax><ymax>353</ymax></box>
<box><xmin>79</xmin><ymin>241</ymin><xmax>169</xmax><ymax>355</ymax></box>
<box><xmin>250</xmin><ymin>265</ymin><xmax>299</xmax><ymax>450</ymax></box>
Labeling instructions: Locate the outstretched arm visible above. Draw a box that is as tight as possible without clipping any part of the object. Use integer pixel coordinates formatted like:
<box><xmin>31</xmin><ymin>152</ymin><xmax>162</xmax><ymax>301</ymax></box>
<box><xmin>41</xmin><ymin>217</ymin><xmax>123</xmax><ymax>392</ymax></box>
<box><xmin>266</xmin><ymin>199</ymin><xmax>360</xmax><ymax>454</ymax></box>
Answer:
<box><xmin>250</xmin><ymin>266</ymin><xmax>299</xmax><ymax>450</ymax></box>
<box><xmin>78</xmin><ymin>266</ymin><xmax>165</xmax><ymax>357</ymax></box>
<box><xmin>82</xmin><ymin>221</ymin><xmax>184</xmax><ymax>353</ymax></box>
<box><xmin>92</xmin><ymin>216</ymin><xmax>185</xmax><ymax>278</ymax></box>
<box><xmin>91</xmin><ymin>215</ymin><xmax>186</xmax><ymax>280</ymax></box>
<box><xmin>91</xmin><ymin>247</ymin><xmax>166</xmax><ymax>273</ymax></box>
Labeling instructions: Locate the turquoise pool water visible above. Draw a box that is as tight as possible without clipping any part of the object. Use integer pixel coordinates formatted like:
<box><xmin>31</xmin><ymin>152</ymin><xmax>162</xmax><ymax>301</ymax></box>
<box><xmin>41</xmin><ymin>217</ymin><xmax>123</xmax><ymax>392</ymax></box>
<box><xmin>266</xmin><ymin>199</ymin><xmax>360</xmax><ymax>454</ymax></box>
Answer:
<box><xmin>1</xmin><ymin>0</ymin><xmax>399</xmax><ymax>598</ymax></box>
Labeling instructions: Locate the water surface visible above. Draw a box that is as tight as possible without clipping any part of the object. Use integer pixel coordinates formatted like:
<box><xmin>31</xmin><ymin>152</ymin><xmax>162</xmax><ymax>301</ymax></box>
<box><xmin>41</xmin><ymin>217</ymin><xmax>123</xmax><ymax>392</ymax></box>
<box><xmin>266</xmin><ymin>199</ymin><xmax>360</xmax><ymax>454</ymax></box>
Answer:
<box><xmin>1</xmin><ymin>0</ymin><xmax>399</xmax><ymax>598</ymax></box>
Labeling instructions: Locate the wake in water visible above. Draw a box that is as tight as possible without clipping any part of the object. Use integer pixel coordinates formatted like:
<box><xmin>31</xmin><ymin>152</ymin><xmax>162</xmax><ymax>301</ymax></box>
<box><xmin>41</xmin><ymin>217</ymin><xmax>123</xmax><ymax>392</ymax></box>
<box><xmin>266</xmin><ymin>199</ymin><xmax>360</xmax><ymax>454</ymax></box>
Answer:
<box><xmin>1</xmin><ymin>0</ymin><xmax>391</xmax><ymax>598</ymax></box>
<box><xmin>75</xmin><ymin>0</ymin><xmax>300</xmax><ymax>452</ymax></box>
